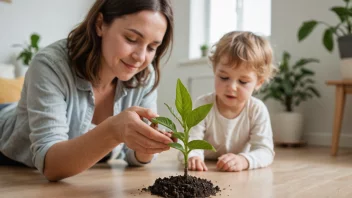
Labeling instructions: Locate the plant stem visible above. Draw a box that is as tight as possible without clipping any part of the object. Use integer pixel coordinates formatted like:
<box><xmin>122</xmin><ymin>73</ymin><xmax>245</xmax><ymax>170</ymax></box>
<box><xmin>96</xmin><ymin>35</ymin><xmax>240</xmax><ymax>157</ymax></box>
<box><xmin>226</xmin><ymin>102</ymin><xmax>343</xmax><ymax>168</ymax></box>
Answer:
<box><xmin>184</xmin><ymin>153</ymin><xmax>188</xmax><ymax>178</ymax></box>
<box><xmin>285</xmin><ymin>96</ymin><xmax>293</xmax><ymax>112</ymax></box>
<box><xmin>183</xmin><ymin>127</ymin><xmax>189</xmax><ymax>179</ymax></box>
<box><xmin>319</xmin><ymin>21</ymin><xmax>346</xmax><ymax>36</ymax></box>
<box><xmin>345</xmin><ymin>2</ymin><xmax>352</xmax><ymax>34</ymax></box>
<box><xmin>335</xmin><ymin>23</ymin><xmax>347</xmax><ymax>37</ymax></box>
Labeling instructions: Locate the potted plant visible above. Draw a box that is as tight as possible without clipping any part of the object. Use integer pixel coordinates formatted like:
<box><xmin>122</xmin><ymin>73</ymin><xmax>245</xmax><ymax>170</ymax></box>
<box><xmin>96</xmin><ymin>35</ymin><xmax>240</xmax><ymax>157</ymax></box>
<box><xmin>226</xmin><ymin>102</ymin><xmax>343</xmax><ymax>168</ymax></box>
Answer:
<box><xmin>13</xmin><ymin>33</ymin><xmax>41</xmax><ymax>76</ymax></box>
<box><xmin>143</xmin><ymin>79</ymin><xmax>220</xmax><ymax>197</ymax></box>
<box><xmin>260</xmin><ymin>51</ymin><xmax>320</xmax><ymax>144</ymax></box>
<box><xmin>200</xmin><ymin>44</ymin><xmax>209</xmax><ymax>57</ymax></box>
<box><xmin>297</xmin><ymin>0</ymin><xmax>352</xmax><ymax>79</ymax></box>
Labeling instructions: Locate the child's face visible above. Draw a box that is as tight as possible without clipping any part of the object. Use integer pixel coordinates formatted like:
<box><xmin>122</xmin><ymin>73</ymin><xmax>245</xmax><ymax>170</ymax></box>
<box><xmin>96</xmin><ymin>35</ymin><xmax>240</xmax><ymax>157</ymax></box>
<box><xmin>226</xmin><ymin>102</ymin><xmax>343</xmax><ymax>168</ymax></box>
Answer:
<box><xmin>214</xmin><ymin>56</ymin><xmax>263</xmax><ymax>110</ymax></box>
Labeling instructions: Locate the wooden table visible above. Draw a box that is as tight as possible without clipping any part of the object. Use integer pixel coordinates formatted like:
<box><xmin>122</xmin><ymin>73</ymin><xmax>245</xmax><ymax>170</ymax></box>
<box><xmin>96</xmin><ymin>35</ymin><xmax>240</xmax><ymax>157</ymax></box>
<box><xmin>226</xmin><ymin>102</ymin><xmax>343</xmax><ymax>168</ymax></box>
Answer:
<box><xmin>326</xmin><ymin>80</ymin><xmax>352</xmax><ymax>156</ymax></box>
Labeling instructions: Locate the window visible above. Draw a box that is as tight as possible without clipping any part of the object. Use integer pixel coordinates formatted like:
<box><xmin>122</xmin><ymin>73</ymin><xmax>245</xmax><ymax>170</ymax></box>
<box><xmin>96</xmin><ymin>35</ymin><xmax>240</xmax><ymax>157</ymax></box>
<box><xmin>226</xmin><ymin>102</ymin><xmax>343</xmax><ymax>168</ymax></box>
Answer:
<box><xmin>189</xmin><ymin>0</ymin><xmax>271</xmax><ymax>59</ymax></box>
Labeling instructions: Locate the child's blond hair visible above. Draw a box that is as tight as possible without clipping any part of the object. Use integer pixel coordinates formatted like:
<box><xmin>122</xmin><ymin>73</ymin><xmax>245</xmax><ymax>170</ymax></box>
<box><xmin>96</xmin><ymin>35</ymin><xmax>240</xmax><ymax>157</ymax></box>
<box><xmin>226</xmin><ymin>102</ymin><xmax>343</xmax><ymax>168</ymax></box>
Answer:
<box><xmin>209</xmin><ymin>31</ymin><xmax>276</xmax><ymax>81</ymax></box>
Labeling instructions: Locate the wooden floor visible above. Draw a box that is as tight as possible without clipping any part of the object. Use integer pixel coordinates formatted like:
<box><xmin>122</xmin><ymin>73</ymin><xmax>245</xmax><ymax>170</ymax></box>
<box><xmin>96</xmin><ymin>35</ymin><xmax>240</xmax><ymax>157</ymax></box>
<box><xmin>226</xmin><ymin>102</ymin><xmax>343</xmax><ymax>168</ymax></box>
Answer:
<box><xmin>0</xmin><ymin>146</ymin><xmax>352</xmax><ymax>198</ymax></box>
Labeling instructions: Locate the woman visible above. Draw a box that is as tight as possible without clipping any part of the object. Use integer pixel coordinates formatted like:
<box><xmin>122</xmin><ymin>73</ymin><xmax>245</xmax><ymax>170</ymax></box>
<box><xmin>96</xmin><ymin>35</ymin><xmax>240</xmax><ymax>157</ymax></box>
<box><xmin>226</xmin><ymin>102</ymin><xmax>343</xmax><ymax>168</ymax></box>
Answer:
<box><xmin>0</xmin><ymin>0</ymin><xmax>174</xmax><ymax>181</ymax></box>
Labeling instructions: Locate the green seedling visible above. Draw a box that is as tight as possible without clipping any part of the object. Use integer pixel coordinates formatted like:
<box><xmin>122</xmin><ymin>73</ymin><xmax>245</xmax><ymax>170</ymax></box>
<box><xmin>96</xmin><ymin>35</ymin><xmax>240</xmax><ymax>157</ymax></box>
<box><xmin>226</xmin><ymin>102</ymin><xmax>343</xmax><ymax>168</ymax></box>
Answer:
<box><xmin>152</xmin><ymin>79</ymin><xmax>216</xmax><ymax>178</ymax></box>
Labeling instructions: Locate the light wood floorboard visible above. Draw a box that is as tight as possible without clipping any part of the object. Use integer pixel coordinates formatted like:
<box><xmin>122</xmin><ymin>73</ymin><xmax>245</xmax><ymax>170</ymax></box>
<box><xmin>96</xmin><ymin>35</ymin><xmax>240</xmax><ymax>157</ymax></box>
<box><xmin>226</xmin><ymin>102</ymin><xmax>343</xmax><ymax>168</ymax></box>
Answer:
<box><xmin>0</xmin><ymin>146</ymin><xmax>351</xmax><ymax>198</ymax></box>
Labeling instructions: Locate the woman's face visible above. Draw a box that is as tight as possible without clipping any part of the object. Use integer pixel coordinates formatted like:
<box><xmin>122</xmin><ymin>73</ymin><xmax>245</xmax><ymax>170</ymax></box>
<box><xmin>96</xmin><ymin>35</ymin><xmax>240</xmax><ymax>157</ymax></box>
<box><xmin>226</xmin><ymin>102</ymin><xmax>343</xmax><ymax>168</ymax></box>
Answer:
<box><xmin>96</xmin><ymin>10</ymin><xmax>167</xmax><ymax>81</ymax></box>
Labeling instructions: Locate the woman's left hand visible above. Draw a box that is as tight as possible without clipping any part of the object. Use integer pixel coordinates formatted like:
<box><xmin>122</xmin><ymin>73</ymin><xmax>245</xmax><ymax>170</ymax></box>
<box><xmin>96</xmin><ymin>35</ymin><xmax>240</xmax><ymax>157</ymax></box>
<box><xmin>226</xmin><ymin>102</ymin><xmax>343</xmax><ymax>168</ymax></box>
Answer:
<box><xmin>216</xmin><ymin>153</ymin><xmax>249</xmax><ymax>172</ymax></box>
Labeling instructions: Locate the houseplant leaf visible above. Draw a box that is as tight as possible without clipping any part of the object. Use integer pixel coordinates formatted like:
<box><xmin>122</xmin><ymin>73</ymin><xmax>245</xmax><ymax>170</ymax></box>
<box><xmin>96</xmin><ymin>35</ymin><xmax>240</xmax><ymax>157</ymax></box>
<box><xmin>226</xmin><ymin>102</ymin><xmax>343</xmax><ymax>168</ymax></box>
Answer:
<box><xmin>293</xmin><ymin>58</ymin><xmax>320</xmax><ymax>69</ymax></box>
<box><xmin>186</xmin><ymin>103</ymin><xmax>213</xmax><ymax>129</ymax></box>
<box><xmin>280</xmin><ymin>51</ymin><xmax>291</xmax><ymax>71</ymax></box>
<box><xmin>175</xmin><ymin>79</ymin><xmax>192</xmax><ymax>121</ymax></box>
<box><xmin>30</xmin><ymin>34</ymin><xmax>40</xmax><ymax>51</ymax></box>
<box><xmin>330</xmin><ymin>7</ymin><xmax>350</xmax><ymax>22</ymax></box>
<box><xmin>323</xmin><ymin>28</ymin><xmax>334</xmax><ymax>52</ymax></box>
<box><xmin>301</xmin><ymin>68</ymin><xmax>315</xmax><ymax>76</ymax></box>
<box><xmin>164</xmin><ymin>103</ymin><xmax>183</xmax><ymax>126</ymax></box>
<box><xmin>282</xmin><ymin>79</ymin><xmax>293</xmax><ymax>96</ymax></box>
<box><xmin>306</xmin><ymin>86</ymin><xmax>321</xmax><ymax>97</ymax></box>
<box><xmin>188</xmin><ymin>140</ymin><xmax>216</xmax><ymax>152</ymax></box>
<box><xmin>298</xmin><ymin>20</ymin><xmax>318</xmax><ymax>41</ymax></box>
<box><xmin>172</xmin><ymin>132</ymin><xmax>185</xmax><ymax>142</ymax></box>
<box><xmin>151</xmin><ymin>117</ymin><xmax>177</xmax><ymax>133</ymax></box>
<box><xmin>169</xmin><ymin>142</ymin><xmax>185</xmax><ymax>153</ymax></box>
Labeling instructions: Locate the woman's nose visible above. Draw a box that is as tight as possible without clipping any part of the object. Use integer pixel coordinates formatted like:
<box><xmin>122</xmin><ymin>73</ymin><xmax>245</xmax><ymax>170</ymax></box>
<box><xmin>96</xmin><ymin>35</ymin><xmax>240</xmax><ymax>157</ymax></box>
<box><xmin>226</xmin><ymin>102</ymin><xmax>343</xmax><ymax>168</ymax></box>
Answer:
<box><xmin>132</xmin><ymin>47</ymin><xmax>146</xmax><ymax>63</ymax></box>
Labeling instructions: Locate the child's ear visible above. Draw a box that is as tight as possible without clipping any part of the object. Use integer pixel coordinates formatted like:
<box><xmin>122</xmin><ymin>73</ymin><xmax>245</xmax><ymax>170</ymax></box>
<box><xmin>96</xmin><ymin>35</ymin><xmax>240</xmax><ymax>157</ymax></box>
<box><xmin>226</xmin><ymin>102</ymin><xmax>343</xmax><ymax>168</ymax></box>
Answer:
<box><xmin>255</xmin><ymin>78</ymin><xmax>265</xmax><ymax>91</ymax></box>
<box><xmin>95</xmin><ymin>13</ymin><xmax>104</xmax><ymax>37</ymax></box>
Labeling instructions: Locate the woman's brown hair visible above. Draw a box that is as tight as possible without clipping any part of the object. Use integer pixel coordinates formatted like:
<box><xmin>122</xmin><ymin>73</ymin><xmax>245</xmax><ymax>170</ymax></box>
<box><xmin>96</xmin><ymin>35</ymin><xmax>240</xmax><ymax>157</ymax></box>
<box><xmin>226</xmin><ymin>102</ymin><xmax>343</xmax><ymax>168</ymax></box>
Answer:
<box><xmin>67</xmin><ymin>0</ymin><xmax>174</xmax><ymax>92</ymax></box>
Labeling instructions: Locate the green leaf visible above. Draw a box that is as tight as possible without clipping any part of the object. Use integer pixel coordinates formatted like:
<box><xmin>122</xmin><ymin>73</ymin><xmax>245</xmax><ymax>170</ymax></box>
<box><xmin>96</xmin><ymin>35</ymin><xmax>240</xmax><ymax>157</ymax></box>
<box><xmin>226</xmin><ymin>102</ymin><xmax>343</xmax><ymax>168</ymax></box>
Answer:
<box><xmin>293</xmin><ymin>58</ymin><xmax>319</xmax><ymax>69</ymax></box>
<box><xmin>306</xmin><ymin>86</ymin><xmax>321</xmax><ymax>97</ymax></box>
<box><xmin>164</xmin><ymin>103</ymin><xmax>183</xmax><ymax>126</ymax></box>
<box><xmin>282</xmin><ymin>80</ymin><xmax>293</xmax><ymax>96</ymax></box>
<box><xmin>331</xmin><ymin>7</ymin><xmax>350</xmax><ymax>22</ymax></box>
<box><xmin>169</xmin><ymin>142</ymin><xmax>185</xmax><ymax>153</ymax></box>
<box><xmin>175</xmin><ymin>79</ymin><xmax>192</xmax><ymax>121</ymax></box>
<box><xmin>280</xmin><ymin>51</ymin><xmax>291</xmax><ymax>72</ymax></box>
<box><xmin>294</xmin><ymin>99</ymin><xmax>301</xmax><ymax>106</ymax></box>
<box><xmin>30</xmin><ymin>33</ymin><xmax>40</xmax><ymax>50</ymax></box>
<box><xmin>188</xmin><ymin>140</ymin><xmax>216</xmax><ymax>152</ymax></box>
<box><xmin>323</xmin><ymin>28</ymin><xmax>334</xmax><ymax>52</ymax></box>
<box><xmin>151</xmin><ymin>117</ymin><xmax>177</xmax><ymax>133</ymax></box>
<box><xmin>300</xmin><ymin>78</ymin><xmax>315</xmax><ymax>88</ymax></box>
<box><xmin>186</xmin><ymin>103</ymin><xmax>213</xmax><ymax>129</ymax></box>
<box><xmin>301</xmin><ymin>68</ymin><xmax>315</xmax><ymax>76</ymax></box>
<box><xmin>298</xmin><ymin>20</ymin><xmax>318</xmax><ymax>41</ymax></box>
<box><xmin>172</xmin><ymin>132</ymin><xmax>185</xmax><ymax>141</ymax></box>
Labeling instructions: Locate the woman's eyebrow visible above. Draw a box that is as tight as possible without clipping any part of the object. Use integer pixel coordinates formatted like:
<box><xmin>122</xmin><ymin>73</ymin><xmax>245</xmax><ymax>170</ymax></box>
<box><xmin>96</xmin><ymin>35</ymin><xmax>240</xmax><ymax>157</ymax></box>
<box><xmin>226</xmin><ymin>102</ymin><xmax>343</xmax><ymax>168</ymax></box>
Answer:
<box><xmin>125</xmin><ymin>28</ymin><xmax>161</xmax><ymax>44</ymax></box>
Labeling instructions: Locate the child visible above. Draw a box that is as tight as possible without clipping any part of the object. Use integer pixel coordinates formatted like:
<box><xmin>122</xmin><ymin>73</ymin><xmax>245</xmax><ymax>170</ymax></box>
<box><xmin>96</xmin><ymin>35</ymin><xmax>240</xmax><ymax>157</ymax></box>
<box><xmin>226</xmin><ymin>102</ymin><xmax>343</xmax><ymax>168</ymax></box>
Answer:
<box><xmin>183</xmin><ymin>31</ymin><xmax>276</xmax><ymax>172</ymax></box>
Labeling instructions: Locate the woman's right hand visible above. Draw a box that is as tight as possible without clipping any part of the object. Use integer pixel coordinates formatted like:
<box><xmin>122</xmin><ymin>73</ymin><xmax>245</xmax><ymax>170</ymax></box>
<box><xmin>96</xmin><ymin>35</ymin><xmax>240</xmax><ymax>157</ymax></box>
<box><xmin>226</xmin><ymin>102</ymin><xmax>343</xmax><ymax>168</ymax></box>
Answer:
<box><xmin>108</xmin><ymin>106</ymin><xmax>173</xmax><ymax>154</ymax></box>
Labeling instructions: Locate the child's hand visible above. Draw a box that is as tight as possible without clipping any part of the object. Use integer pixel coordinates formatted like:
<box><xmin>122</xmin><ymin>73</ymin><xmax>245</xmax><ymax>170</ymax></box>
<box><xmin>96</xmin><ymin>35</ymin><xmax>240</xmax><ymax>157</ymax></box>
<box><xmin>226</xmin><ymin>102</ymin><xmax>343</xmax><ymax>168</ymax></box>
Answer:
<box><xmin>188</xmin><ymin>156</ymin><xmax>208</xmax><ymax>171</ymax></box>
<box><xmin>216</xmin><ymin>153</ymin><xmax>249</xmax><ymax>172</ymax></box>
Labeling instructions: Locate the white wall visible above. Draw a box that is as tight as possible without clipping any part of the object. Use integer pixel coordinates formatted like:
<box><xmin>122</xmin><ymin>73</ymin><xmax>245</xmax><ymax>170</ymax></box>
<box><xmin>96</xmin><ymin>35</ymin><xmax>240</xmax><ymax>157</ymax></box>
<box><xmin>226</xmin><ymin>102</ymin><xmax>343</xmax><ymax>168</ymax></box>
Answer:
<box><xmin>160</xmin><ymin>0</ymin><xmax>352</xmax><ymax>147</ymax></box>
<box><xmin>271</xmin><ymin>0</ymin><xmax>352</xmax><ymax>147</ymax></box>
<box><xmin>0</xmin><ymin>0</ymin><xmax>94</xmax><ymax>64</ymax></box>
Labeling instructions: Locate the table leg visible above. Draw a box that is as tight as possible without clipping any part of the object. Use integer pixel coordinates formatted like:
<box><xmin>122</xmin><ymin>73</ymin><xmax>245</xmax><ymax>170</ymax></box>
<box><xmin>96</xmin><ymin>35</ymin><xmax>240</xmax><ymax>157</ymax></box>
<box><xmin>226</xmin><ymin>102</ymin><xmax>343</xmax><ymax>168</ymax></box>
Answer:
<box><xmin>331</xmin><ymin>85</ymin><xmax>346</xmax><ymax>156</ymax></box>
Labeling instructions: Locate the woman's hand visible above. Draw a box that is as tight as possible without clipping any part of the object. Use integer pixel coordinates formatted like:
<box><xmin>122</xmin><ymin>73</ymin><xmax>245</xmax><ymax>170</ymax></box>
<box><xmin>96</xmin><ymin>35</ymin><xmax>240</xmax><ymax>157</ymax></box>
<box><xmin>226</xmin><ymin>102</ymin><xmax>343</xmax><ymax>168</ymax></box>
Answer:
<box><xmin>108</xmin><ymin>106</ymin><xmax>173</xmax><ymax>155</ymax></box>
<box><xmin>216</xmin><ymin>153</ymin><xmax>249</xmax><ymax>172</ymax></box>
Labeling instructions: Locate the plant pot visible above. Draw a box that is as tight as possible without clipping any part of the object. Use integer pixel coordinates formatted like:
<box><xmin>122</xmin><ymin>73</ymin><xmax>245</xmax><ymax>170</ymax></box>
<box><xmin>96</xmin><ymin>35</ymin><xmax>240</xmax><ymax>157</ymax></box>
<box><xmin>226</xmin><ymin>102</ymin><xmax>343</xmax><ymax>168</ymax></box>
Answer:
<box><xmin>271</xmin><ymin>112</ymin><xmax>303</xmax><ymax>143</ymax></box>
<box><xmin>15</xmin><ymin>62</ymin><xmax>29</xmax><ymax>77</ymax></box>
<box><xmin>201</xmin><ymin>49</ymin><xmax>208</xmax><ymax>57</ymax></box>
<box><xmin>338</xmin><ymin>35</ymin><xmax>352</xmax><ymax>79</ymax></box>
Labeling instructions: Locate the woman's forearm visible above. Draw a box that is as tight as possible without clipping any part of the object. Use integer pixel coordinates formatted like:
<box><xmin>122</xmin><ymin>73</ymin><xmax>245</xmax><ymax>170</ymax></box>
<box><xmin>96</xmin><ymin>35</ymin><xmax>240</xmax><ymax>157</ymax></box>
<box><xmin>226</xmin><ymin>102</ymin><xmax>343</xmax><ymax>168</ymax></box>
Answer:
<box><xmin>43</xmin><ymin>118</ymin><xmax>120</xmax><ymax>181</ymax></box>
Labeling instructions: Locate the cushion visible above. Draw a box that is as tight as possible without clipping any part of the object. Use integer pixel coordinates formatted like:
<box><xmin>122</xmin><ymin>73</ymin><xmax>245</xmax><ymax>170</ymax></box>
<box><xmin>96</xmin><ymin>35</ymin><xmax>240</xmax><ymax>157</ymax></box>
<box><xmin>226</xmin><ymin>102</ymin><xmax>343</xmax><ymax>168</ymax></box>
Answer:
<box><xmin>0</xmin><ymin>77</ymin><xmax>25</xmax><ymax>104</ymax></box>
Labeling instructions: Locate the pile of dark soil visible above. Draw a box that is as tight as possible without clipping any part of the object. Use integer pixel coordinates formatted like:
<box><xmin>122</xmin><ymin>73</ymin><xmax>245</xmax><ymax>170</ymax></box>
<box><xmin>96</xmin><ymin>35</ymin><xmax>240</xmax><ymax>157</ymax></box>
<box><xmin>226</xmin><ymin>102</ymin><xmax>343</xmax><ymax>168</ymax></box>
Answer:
<box><xmin>143</xmin><ymin>175</ymin><xmax>221</xmax><ymax>198</ymax></box>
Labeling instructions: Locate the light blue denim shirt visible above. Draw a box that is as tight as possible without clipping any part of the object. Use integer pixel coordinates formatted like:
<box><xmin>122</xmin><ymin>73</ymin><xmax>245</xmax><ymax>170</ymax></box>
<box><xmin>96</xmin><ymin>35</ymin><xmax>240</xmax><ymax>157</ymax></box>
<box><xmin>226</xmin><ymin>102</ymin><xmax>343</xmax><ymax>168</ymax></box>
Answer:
<box><xmin>0</xmin><ymin>39</ymin><xmax>158</xmax><ymax>173</ymax></box>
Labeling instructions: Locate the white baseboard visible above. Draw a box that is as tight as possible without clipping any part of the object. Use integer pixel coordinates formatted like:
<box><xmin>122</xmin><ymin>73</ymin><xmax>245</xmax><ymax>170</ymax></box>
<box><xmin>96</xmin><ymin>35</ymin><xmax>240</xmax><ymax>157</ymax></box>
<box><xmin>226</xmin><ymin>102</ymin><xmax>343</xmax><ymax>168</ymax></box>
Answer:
<box><xmin>304</xmin><ymin>133</ymin><xmax>352</xmax><ymax>148</ymax></box>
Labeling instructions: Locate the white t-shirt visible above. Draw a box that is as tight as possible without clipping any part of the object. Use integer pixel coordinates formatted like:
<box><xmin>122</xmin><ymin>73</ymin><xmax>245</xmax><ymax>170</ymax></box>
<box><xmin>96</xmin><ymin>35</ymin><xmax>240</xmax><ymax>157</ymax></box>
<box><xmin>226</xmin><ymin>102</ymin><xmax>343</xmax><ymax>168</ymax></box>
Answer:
<box><xmin>180</xmin><ymin>92</ymin><xmax>275</xmax><ymax>169</ymax></box>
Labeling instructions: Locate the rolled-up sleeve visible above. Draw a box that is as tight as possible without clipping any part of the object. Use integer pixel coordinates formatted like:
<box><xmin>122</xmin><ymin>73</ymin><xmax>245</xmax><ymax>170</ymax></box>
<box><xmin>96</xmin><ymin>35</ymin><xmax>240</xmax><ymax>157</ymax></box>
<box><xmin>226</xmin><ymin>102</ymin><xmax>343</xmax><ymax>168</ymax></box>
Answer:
<box><xmin>26</xmin><ymin>54</ymin><xmax>69</xmax><ymax>173</ymax></box>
